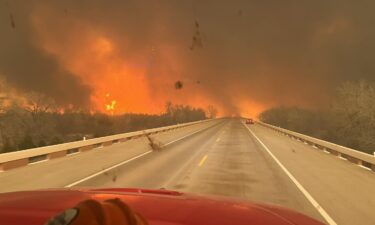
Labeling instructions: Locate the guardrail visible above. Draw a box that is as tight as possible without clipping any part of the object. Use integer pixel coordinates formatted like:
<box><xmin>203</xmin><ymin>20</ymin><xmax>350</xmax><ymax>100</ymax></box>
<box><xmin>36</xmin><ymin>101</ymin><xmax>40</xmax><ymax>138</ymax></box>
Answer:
<box><xmin>0</xmin><ymin>119</ymin><xmax>215</xmax><ymax>171</ymax></box>
<box><xmin>257</xmin><ymin>121</ymin><xmax>375</xmax><ymax>172</ymax></box>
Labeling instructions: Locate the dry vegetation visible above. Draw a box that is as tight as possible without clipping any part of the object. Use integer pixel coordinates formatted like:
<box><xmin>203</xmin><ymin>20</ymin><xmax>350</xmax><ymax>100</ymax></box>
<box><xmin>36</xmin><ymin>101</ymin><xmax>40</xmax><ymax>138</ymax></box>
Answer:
<box><xmin>0</xmin><ymin>99</ymin><xmax>209</xmax><ymax>153</ymax></box>
<box><xmin>260</xmin><ymin>80</ymin><xmax>375</xmax><ymax>155</ymax></box>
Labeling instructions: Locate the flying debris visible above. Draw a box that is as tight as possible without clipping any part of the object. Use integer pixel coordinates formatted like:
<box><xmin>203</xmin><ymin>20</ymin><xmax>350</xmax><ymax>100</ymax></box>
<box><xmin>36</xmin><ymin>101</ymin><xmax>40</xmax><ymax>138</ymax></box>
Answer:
<box><xmin>174</xmin><ymin>81</ymin><xmax>183</xmax><ymax>90</ymax></box>
<box><xmin>103</xmin><ymin>169</ymin><xmax>118</xmax><ymax>183</ymax></box>
<box><xmin>195</xmin><ymin>20</ymin><xmax>199</xmax><ymax>28</ymax></box>
<box><xmin>144</xmin><ymin>131</ymin><xmax>163</xmax><ymax>151</ymax></box>
<box><xmin>5</xmin><ymin>2</ymin><xmax>15</xmax><ymax>29</ymax></box>
<box><xmin>190</xmin><ymin>20</ymin><xmax>203</xmax><ymax>50</ymax></box>
<box><xmin>9</xmin><ymin>13</ymin><xmax>15</xmax><ymax>29</ymax></box>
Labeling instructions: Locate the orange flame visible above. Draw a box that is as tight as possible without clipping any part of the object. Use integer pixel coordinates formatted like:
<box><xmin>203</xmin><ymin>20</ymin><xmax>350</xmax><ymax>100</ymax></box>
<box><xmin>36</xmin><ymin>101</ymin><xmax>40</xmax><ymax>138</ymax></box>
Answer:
<box><xmin>105</xmin><ymin>93</ymin><xmax>117</xmax><ymax>115</ymax></box>
<box><xmin>31</xmin><ymin>9</ymin><xmax>231</xmax><ymax>116</ymax></box>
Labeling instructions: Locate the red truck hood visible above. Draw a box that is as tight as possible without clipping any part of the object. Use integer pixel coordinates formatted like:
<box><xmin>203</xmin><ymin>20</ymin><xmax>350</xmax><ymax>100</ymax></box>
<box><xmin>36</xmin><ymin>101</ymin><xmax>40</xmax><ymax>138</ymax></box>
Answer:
<box><xmin>0</xmin><ymin>188</ymin><xmax>324</xmax><ymax>225</ymax></box>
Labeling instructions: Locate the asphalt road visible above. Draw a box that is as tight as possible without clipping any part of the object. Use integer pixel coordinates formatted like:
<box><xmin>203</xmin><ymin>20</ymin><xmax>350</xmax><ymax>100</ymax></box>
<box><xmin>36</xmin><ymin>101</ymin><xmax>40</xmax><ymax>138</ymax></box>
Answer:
<box><xmin>1</xmin><ymin>118</ymin><xmax>375</xmax><ymax>225</ymax></box>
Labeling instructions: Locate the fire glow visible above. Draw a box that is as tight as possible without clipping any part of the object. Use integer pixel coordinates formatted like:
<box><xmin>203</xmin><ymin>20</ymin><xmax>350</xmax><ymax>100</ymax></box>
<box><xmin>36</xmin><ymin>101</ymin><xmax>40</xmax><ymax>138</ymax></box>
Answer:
<box><xmin>105</xmin><ymin>93</ymin><xmax>117</xmax><ymax>115</ymax></box>
<box><xmin>30</xmin><ymin>5</ymin><xmax>263</xmax><ymax>117</ymax></box>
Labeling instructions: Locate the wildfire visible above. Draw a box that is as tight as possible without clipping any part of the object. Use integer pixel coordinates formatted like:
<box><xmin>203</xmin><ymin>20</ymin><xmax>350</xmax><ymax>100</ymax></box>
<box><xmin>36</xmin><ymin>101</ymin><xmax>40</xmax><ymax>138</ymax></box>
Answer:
<box><xmin>105</xmin><ymin>100</ymin><xmax>116</xmax><ymax>110</ymax></box>
<box><xmin>31</xmin><ymin>8</ymin><xmax>226</xmax><ymax>116</ymax></box>
<box><xmin>105</xmin><ymin>94</ymin><xmax>117</xmax><ymax>115</ymax></box>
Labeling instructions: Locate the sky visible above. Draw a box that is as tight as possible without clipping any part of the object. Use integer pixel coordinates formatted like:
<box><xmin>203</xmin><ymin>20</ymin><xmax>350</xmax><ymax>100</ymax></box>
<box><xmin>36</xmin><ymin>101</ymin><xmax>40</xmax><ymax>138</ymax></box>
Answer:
<box><xmin>1</xmin><ymin>0</ymin><xmax>375</xmax><ymax>117</ymax></box>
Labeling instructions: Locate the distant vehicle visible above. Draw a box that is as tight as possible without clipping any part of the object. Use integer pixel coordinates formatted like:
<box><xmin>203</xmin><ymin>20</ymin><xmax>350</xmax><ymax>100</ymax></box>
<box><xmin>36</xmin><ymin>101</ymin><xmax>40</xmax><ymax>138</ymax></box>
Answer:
<box><xmin>0</xmin><ymin>188</ymin><xmax>324</xmax><ymax>225</ymax></box>
<box><xmin>246</xmin><ymin>118</ymin><xmax>254</xmax><ymax>124</ymax></box>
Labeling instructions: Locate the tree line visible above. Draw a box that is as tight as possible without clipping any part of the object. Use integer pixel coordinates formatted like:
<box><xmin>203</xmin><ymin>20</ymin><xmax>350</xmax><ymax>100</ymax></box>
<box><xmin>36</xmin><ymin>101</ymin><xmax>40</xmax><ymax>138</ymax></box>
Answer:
<box><xmin>259</xmin><ymin>80</ymin><xmax>375</xmax><ymax>155</ymax></box>
<box><xmin>0</xmin><ymin>97</ymin><xmax>212</xmax><ymax>153</ymax></box>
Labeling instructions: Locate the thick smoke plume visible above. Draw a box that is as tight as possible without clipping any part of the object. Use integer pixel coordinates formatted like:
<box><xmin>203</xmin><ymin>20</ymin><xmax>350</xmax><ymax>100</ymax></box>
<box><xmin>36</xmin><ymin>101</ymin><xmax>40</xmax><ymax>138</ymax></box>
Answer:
<box><xmin>1</xmin><ymin>1</ymin><xmax>375</xmax><ymax>116</ymax></box>
<box><xmin>0</xmin><ymin>1</ymin><xmax>91</xmax><ymax>107</ymax></box>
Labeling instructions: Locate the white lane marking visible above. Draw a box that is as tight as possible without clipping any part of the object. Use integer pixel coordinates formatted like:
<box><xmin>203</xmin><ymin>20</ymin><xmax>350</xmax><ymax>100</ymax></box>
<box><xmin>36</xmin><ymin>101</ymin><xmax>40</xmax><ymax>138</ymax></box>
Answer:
<box><xmin>243</xmin><ymin>123</ymin><xmax>337</xmax><ymax>225</ymax></box>
<box><xmin>65</xmin><ymin>123</ymin><xmax>215</xmax><ymax>188</ymax></box>
<box><xmin>65</xmin><ymin>151</ymin><xmax>152</xmax><ymax>187</ymax></box>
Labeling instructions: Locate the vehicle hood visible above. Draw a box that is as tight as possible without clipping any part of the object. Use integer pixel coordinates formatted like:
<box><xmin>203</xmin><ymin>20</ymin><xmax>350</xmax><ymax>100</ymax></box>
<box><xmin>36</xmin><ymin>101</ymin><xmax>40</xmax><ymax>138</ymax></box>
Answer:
<box><xmin>0</xmin><ymin>188</ymin><xmax>324</xmax><ymax>225</ymax></box>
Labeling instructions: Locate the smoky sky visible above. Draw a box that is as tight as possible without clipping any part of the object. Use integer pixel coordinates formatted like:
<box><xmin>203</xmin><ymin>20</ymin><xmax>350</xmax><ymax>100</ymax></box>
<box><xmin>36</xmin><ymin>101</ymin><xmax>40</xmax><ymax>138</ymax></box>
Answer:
<box><xmin>0</xmin><ymin>1</ymin><xmax>91</xmax><ymax>107</ymax></box>
<box><xmin>1</xmin><ymin>0</ymin><xmax>375</xmax><ymax>114</ymax></box>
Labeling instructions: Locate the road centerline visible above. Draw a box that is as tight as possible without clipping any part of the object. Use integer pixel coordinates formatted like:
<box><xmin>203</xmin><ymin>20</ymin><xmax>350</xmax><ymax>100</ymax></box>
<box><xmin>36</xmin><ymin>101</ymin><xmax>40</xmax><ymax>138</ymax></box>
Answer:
<box><xmin>198</xmin><ymin>155</ymin><xmax>208</xmax><ymax>167</ymax></box>
<box><xmin>65</xmin><ymin>122</ymin><xmax>220</xmax><ymax>188</ymax></box>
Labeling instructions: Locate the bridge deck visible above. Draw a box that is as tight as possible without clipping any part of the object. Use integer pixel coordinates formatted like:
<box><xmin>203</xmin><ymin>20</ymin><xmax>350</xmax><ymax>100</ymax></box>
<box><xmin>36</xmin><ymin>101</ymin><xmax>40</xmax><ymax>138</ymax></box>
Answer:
<box><xmin>1</xmin><ymin>119</ymin><xmax>374</xmax><ymax>225</ymax></box>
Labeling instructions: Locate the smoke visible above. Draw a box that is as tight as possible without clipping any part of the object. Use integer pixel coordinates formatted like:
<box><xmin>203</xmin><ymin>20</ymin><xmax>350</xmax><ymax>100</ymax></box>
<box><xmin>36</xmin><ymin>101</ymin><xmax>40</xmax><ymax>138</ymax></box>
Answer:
<box><xmin>1</xmin><ymin>0</ymin><xmax>375</xmax><ymax>116</ymax></box>
<box><xmin>0</xmin><ymin>1</ymin><xmax>91</xmax><ymax>107</ymax></box>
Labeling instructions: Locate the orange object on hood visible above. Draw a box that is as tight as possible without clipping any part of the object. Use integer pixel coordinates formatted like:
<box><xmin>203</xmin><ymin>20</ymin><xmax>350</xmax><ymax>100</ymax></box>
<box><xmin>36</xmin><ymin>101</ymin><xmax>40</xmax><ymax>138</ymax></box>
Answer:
<box><xmin>44</xmin><ymin>198</ymin><xmax>148</xmax><ymax>225</ymax></box>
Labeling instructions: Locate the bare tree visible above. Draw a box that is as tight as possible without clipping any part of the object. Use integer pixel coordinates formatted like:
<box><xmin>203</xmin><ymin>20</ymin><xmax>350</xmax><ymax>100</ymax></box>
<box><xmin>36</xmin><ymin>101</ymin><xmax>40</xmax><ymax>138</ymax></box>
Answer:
<box><xmin>331</xmin><ymin>80</ymin><xmax>375</xmax><ymax>152</ymax></box>
<box><xmin>25</xmin><ymin>92</ymin><xmax>56</xmax><ymax>118</ymax></box>
<box><xmin>260</xmin><ymin>80</ymin><xmax>375</xmax><ymax>154</ymax></box>
<box><xmin>207</xmin><ymin>105</ymin><xmax>218</xmax><ymax>119</ymax></box>
<box><xmin>23</xmin><ymin>92</ymin><xmax>58</xmax><ymax>148</ymax></box>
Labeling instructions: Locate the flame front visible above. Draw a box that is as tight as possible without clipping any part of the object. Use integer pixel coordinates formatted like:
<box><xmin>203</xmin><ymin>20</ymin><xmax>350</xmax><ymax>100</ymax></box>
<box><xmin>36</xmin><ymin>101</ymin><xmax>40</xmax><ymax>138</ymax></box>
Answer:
<box><xmin>105</xmin><ymin>93</ymin><xmax>117</xmax><ymax>115</ymax></box>
<box><xmin>30</xmin><ymin>6</ymin><xmax>256</xmax><ymax>117</ymax></box>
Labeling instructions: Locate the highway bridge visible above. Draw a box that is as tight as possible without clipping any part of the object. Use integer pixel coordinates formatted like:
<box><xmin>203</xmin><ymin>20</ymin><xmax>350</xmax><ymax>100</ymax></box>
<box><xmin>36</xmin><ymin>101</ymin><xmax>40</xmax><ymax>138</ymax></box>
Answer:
<box><xmin>0</xmin><ymin>118</ymin><xmax>375</xmax><ymax>225</ymax></box>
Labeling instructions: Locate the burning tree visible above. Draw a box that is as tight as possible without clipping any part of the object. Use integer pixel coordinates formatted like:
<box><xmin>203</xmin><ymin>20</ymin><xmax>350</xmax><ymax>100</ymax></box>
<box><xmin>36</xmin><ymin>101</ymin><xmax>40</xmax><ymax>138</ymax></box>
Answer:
<box><xmin>207</xmin><ymin>105</ymin><xmax>218</xmax><ymax>119</ymax></box>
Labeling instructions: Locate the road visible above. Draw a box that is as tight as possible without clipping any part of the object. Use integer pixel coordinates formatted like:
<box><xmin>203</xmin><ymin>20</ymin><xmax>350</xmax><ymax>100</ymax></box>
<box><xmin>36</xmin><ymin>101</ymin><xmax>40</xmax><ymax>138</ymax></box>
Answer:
<box><xmin>1</xmin><ymin>119</ymin><xmax>375</xmax><ymax>225</ymax></box>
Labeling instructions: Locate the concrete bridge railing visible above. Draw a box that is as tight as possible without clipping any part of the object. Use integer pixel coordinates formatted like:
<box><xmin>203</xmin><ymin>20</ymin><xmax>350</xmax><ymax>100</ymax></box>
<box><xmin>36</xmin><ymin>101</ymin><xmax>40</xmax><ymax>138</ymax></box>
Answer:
<box><xmin>258</xmin><ymin>121</ymin><xmax>375</xmax><ymax>172</ymax></box>
<box><xmin>0</xmin><ymin>119</ymin><xmax>214</xmax><ymax>171</ymax></box>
